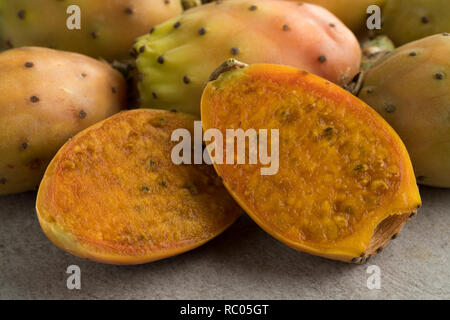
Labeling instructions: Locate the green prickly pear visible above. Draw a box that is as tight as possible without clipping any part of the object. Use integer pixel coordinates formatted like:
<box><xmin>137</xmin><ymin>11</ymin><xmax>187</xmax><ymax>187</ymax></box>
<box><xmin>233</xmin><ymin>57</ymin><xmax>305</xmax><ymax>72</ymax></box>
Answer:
<box><xmin>0</xmin><ymin>0</ymin><xmax>183</xmax><ymax>60</ymax></box>
<box><xmin>0</xmin><ymin>47</ymin><xmax>127</xmax><ymax>195</ymax></box>
<box><xmin>133</xmin><ymin>0</ymin><xmax>361</xmax><ymax>115</ymax></box>
<box><xmin>382</xmin><ymin>0</ymin><xmax>450</xmax><ymax>46</ymax></box>
<box><xmin>358</xmin><ymin>33</ymin><xmax>450</xmax><ymax>188</ymax></box>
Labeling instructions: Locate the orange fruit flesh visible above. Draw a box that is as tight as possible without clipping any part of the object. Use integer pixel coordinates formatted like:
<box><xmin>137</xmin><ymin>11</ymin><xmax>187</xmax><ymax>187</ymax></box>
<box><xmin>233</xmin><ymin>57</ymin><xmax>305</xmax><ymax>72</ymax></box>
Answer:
<box><xmin>36</xmin><ymin>110</ymin><xmax>241</xmax><ymax>265</ymax></box>
<box><xmin>201</xmin><ymin>63</ymin><xmax>421</xmax><ymax>262</ymax></box>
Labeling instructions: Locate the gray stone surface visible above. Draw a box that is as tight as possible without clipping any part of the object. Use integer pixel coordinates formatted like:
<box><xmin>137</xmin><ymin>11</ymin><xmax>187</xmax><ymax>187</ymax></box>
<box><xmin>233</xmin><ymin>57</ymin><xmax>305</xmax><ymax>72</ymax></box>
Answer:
<box><xmin>0</xmin><ymin>186</ymin><xmax>448</xmax><ymax>300</ymax></box>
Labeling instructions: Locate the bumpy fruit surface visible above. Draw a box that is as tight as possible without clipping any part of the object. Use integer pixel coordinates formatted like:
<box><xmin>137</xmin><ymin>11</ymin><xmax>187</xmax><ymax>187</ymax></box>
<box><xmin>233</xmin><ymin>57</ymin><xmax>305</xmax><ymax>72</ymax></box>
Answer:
<box><xmin>0</xmin><ymin>0</ymin><xmax>183</xmax><ymax>60</ymax></box>
<box><xmin>36</xmin><ymin>110</ymin><xmax>241</xmax><ymax>265</ymax></box>
<box><xmin>301</xmin><ymin>0</ymin><xmax>385</xmax><ymax>34</ymax></box>
<box><xmin>382</xmin><ymin>0</ymin><xmax>450</xmax><ymax>46</ymax></box>
<box><xmin>359</xmin><ymin>34</ymin><xmax>450</xmax><ymax>188</ymax></box>
<box><xmin>0</xmin><ymin>47</ymin><xmax>126</xmax><ymax>195</ymax></box>
<box><xmin>134</xmin><ymin>0</ymin><xmax>361</xmax><ymax>115</ymax></box>
<box><xmin>201</xmin><ymin>62</ymin><xmax>421</xmax><ymax>263</ymax></box>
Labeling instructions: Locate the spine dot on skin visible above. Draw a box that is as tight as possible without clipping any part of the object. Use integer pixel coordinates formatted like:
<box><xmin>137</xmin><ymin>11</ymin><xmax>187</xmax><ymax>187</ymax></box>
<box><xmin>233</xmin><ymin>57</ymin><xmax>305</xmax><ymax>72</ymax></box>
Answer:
<box><xmin>231</xmin><ymin>47</ymin><xmax>240</xmax><ymax>55</ymax></box>
<box><xmin>183</xmin><ymin>76</ymin><xmax>191</xmax><ymax>84</ymax></box>
<box><xmin>0</xmin><ymin>178</ymin><xmax>7</xmax><ymax>185</ymax></box>
<box><xmin>129</xmin><ymin>48</ymin><xmax>138</xmax><ymax>58</ymax></box>
<box><xmin>249</xmin><ymin>5</ymin><xmax>258</xmax><ymax>11</ymax></box>
<box><xmin>25</xmin><ymin>62</ymin><xmax>34</xmax><ymax>68</ymax></box>
<box><xmin>91</xmin><ymin>31</ymin><xmax>98</xmax><ymax>39</ymax></box>
<box><xmin>112</xmin><ymin>87</ymin><xmax>117</xmax><ymax>94</ymax></box>
<box><xmin>79</xmin><ymin>110</ymin><xmax>87</xmax><ymax>119</ymax></box>
<box><xmin>174</xmin><ymin>21</ymin><xmax>181</xmax><ymax>29</ymax></box>
<box><xmin>17</xmin><ymin>10</ymin><xmax>25</xmax><ymax>19</ymax></box>
<box><xmin>157</xmin><ymin>56</ymin><xmax>164</xmax><ymax>64</ymax></box>
<box><xmin>282</xmin><ymin>24</ymin><xmax>290</xmax><ymax>31</ymax></box>
<box><xmin>21</xmin><ymin>142</ymin><xmax>28</xmax><ymax>150</ymax></box>
<box><xmin>30</xmin><ymin>95</ymin><xmax>40</xmax><ymax>103</ymax></box>
<box><xmin>124</xmin><ymin>7</ymin><xmax>133</xmax><ymax>14</ymax></box>
<box><xmin>434</xmin><ymin>72</ymin><xmax>444</xmax><ymax>80</ymax></box>
<box><xmin>385</xmin><ymin>104</ymin><xmax>396</xmax><ymax>113</ymax></box>
<box><xmin>198</xmin><ymin>27</ymin><xmax>206</xmax><ymax>35</ymax></box>
<box><xmin>318</xmin><ymin>55</ymin><xmax>327</xmax><ymax>63</ymax></box>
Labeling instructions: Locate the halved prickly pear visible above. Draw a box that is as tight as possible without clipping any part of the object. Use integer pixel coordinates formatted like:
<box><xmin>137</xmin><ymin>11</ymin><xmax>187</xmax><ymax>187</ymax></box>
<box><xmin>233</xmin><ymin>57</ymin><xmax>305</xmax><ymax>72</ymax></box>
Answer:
<box><xmin>201</xmin><ymin>61</ymin><xmax>421</xmax><ymax>263</ymax></box>
<box><xmin>36</xmin><ymin>110</ymin><xmax>241</xmax><ymax>265</ymax></box>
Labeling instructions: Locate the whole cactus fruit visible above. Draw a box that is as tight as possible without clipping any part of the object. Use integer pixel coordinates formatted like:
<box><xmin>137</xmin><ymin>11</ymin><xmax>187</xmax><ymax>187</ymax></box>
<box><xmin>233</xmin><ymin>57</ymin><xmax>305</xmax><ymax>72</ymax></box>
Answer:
<box><xmin>133</xmin><ymin>0</ymin><xmax>361</xmax><ymax>115</ymax></box>
<box><xmin>358</xmin><ymin>34</ymin><xmax>450</xmax><ymax>188</ymax></box>
<box><xmin>0</xmin><ymin>47</ymin><xmax>126</xmax><ymax>195</ymax></box>
<box><xmin>382</xmin><ymin>0</ymin><xmax>450</xmax><ymax>46</ymax></box>
<box><xmin>0</xmin><ymin>0</ymin><xmax>183</xmax><ymax>60</ymax></box>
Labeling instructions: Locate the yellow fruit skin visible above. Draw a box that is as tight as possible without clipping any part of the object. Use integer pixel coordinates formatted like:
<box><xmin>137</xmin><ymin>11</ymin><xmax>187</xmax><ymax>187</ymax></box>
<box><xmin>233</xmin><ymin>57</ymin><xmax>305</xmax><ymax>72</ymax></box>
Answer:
<box><xmin>359</xmin><ymin>34</ymin><xmax>450</xmax><ymax>188</ymax></box>
<box><xmin>0</xmin><ymin>0</ymin><xmax>183</xmax><ymax>60</ymax></box>
<box><xmin>0</xmin><ymin>47</ymin><xmax>126</xmax><ymax>195</ymax></box>
<box><xmin>201</xmin><ymin>63</ymin><xmax>421</xmax><ymax>263</ymax></box>
<box><xmin>36</xmin><ymin>110</ymin><xmax>241</xmax><ymax>265</ymax></box>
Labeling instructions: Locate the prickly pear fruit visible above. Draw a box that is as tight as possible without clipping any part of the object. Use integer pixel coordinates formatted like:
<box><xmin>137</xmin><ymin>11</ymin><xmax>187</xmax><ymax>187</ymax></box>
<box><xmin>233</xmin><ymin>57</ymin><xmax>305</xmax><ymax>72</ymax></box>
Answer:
<box><xmin>36</xmin><ymin>109</ymin><xmax>241</xmax><ymax>265</ymax></box>
<box><xmin>382</xmin><ymin>0</ymin><xmax>450</xmax><ymax>46</ymax></box>
<box><xmin>134</xmin><ymin>0</ymin><xmax>361</xmax><ymax>115</ymax></box>
<box><xmin>201</xmin><ymin>61</ymin><xmax>421</xmax><ymax>263</ymax></box>
<box><xmin>301</xmin><ymin>0</ymin><xmax>386</xmax><ymax>34</ymax></box>
<box><xmin>0</xmin><ymin>47</ymin><xmax>126</xmax><ymax>195</ymax></box>
<box><xmin>358</xmin><ymin>34</ymin><xmax>450</xmax><ymax>188</ymax></box>
<box><xmin>0</xmin><ymin>0</ymin><xmax>183</xmax><ymax>60</ymax></box>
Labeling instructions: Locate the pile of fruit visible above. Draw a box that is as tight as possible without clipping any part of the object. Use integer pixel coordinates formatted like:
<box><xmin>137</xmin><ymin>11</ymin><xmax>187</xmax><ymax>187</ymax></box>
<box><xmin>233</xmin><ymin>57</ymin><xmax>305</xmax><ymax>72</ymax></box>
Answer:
<box><xmin>0</xmin><ymin>0</ymin><xmax>448</xmax><ymax>265</ymax></box>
